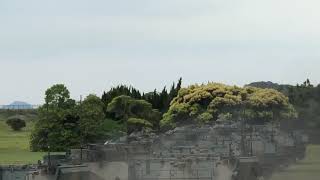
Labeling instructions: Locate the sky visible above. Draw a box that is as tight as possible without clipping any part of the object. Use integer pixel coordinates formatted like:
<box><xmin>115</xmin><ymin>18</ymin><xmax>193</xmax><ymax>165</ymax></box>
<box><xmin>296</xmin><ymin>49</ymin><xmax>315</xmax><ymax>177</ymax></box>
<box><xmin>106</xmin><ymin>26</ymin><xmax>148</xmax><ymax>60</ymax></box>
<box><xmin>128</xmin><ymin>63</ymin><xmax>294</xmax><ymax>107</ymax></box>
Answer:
<box><xmin>0</xmin><ymin>0</ymin><xmax>320</xmax><ymax>104</ymax></box>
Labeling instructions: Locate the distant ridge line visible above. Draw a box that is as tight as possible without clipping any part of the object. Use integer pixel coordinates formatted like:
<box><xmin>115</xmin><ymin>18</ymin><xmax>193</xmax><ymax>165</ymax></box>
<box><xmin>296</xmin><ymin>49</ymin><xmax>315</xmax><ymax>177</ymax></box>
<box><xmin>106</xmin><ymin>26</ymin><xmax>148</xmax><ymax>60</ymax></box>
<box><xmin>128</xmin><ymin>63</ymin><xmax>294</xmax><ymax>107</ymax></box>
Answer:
<box><xmin>0</xmin><ymin>104</ymin><xmax>40</xmax><ymax>110</ymax></box>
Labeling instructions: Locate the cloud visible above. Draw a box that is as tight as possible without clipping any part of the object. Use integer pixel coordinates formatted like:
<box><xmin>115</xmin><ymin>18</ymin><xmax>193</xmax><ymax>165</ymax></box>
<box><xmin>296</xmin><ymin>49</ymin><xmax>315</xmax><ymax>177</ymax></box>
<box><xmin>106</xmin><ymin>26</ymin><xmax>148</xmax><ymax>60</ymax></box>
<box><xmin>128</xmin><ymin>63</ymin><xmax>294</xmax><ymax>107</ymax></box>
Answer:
<box><xmin>0</xmin><ymin>0</ymin><xmax>218</xmax><ymax>16</ymax></box>
<box><xmin>0</xmin><ymin>0</ymin><xmax>320</xmax><ymax>103</ymax></box>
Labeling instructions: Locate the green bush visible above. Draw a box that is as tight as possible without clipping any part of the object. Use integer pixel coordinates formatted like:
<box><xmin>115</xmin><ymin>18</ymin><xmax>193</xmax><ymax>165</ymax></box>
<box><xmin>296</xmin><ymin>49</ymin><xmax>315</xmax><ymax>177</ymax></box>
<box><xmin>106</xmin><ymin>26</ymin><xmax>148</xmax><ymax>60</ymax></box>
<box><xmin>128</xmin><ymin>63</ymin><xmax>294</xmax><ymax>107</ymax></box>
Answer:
<box><xmin>6</xmin><ymin>118</ymin><xmax>26</xmax><ymax>131</ymax></box>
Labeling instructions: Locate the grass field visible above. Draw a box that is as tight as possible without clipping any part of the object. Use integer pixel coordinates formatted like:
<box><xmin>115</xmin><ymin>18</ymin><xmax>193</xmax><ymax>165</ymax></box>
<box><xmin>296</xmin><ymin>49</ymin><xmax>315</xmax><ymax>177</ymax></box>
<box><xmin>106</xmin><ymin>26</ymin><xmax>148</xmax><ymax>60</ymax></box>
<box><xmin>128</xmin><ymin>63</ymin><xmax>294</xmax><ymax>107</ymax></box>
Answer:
<box><xmin>0</xmin><ymin>113</ymin><xmax>47</xmax><ymax>165</ymax></box>
<box><xmin>270</xmin><ymin>145</ymin><xmax>320</xmax><ymax>180</ymax></box>
<box><xmin>0</xmin><ymin>111</ymin><xmax>119</xmax><ymax>165</ymax></box>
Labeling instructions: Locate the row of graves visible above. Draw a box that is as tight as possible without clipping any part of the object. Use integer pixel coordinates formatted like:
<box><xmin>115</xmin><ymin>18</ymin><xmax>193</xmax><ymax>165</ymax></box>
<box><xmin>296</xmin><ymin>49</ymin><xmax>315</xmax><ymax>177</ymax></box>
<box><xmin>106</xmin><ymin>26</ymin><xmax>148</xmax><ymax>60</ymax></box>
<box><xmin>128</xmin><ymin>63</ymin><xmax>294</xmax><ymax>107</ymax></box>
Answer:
<box><xmin>124</xmin><ymin>122</ymin><xmax>307</xmax><ymax>180</ymax></box>
<box><xmin>13</xmin><ymin>120</ymin><xmax>308</xmax><ymax>180</ymax></box>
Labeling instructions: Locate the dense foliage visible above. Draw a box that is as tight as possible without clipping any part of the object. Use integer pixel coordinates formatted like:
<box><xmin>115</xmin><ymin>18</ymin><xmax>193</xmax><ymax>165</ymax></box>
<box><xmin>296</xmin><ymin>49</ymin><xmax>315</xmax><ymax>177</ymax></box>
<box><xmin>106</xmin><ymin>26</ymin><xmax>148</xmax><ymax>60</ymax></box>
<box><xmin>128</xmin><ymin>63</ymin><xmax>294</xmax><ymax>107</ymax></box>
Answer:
<box><xmin>107</xmin><ymin>95</ymin><xmax>161</xmax><ymax>133</ymax></box>
<box><xmin>102</xmin><ymin>85</ymin><xmax>143</xmax><ymax>114</ymax></box>
<box><xmin>31</xmin><ymin>84</ymin><xmax>78</xmax><ymax>151</ymax></box>
<box><xmin>30</xmin><ymin>79</ymin><xmax>303</xmax><ymax>151</ymax></box>
<box><xmin>79</xmin><ymin>94</ymin><xmax>106</xmax><ymax>144</ymax></box>
<box><xmin>30</xmin><ymin>85</ymin><xmax>107</xmax><ymax>151</ymax></box>
<box><xmin>287</xmin><ymin>80</ymin><xmax>320</xmax><ymax>128</ymax></box>
<box><xmin>102</xmin><ymin>78</ymin><xmax>182</xmax><ymax>114</ymax></box>
<box><xmin>249</xmin><ymin>79</ymin><xmax>320</xmax><ymax>129</ymax></box>
<box><xmin>30</xmin><ymin>79</ymin><xmax>180</xmax><ymax>151</ymax></box>
<box><xmin>161</xmin><ymin>83</ymin><xmax>296</xmax><ymax>129</ymax></box>
<box><xmin>6</xmin><ymin>117</ymin><xmax>26</xmax><ymax>131</ymax></box>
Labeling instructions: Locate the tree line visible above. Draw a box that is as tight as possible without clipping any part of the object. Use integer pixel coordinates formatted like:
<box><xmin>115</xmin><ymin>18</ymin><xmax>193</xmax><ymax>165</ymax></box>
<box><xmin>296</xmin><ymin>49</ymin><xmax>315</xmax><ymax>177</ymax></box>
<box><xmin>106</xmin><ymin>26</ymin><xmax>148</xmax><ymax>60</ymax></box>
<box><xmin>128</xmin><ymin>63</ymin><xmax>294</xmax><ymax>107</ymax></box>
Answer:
<box><xmin>30</xmin><ymin>78</ymin><xmax>306</xmax><ymax>152</ymax></box>
<box><xmin>101</xmin><ymin>78</ymin><xmax>182</xmax><ymax>113</ymax></box>
<box><xmin>31</xmin><ymin>78</ymin><xmax>182</xmax><ymax>151</ymax></box>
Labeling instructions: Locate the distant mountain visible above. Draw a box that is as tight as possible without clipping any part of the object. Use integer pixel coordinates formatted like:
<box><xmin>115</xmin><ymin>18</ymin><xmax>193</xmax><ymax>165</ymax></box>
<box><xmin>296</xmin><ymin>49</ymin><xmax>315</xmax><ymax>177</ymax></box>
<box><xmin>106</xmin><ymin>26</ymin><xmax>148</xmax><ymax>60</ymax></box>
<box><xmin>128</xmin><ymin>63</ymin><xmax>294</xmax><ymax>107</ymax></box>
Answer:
<box><xmin>2</xmin><ymin>101</ymin><xmax>33</xmax><ymax>109</ymax></box>
<box><xmin>245</xmin><ymin>81</ymin><xmax>292</xmax><ymax>95</ymax></box>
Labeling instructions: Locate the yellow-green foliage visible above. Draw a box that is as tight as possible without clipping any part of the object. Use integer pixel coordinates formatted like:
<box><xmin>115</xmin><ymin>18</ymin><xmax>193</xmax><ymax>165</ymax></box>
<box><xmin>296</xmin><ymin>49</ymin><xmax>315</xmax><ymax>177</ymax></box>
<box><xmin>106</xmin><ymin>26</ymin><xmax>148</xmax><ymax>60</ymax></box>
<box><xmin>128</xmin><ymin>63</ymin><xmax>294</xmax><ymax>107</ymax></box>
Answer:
<box><xmin>197</xmin><ymin>112</ymin><xmax>213</xmax><ymax>123</ymax></box>
<box><xmin>128</xmin><ymin>118</ymin><xmax>153</xmax><ymax>127</ymax></box>
<box><xmin>247</xmin><ymin>87</ymin><xmax>289</xmax><ymax>108</ymax></box>
<box><xmin>161</xmin><ymin>83</ymin><xmax>296</xmax><ymax>128</ymax></box>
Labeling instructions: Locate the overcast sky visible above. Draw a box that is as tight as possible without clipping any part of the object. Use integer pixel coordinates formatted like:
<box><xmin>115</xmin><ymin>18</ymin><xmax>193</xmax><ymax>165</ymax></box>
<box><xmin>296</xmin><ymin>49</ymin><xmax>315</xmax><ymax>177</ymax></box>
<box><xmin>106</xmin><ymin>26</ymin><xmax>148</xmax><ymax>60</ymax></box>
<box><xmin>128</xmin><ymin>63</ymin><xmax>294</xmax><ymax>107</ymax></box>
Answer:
<box><xmin>0</xmin><ymin>0</ymin><xmax>320</xmax><ymax>104</ymax></box>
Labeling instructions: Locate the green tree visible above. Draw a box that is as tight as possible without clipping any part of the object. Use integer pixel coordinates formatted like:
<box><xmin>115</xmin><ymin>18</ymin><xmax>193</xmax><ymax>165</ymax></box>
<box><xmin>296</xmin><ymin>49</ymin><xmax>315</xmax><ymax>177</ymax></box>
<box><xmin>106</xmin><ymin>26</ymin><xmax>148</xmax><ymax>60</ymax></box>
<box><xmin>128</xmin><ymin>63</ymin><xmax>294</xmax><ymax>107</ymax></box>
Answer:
<box><xmin>286</xmin><ymin>80</ymin><xmax>320</xmax><ymax>129</ymax></box>
<box><xmin>107</xmin><ymin>95</ymin><xmax>132</xmax><ymax>121</ymax></box>
<box><xmin>6</xmin><ymin>117</ymin><xmax>26</xmax><ymax>131</ymax></box>
<box><xmin>161</xmin><ymin>83</ymin><xmax>296</xmax><ymax>129</ymax></box>
<box><xmin>244</xmin><ymin>87</ymin><xmax>297</xmax><ymax>124</ymax></box>
<box><xmin>102</xmin><ymin>78</ymin><xmax>182</xmax><ymax>115</ymax></box>
<box><xmin>107</xmin><ymin>95</ymin><xmax>161</xmax><ymax>134</ymax></box>
<box><xmin>79</xmin><ymin>94</ymin><xmax>105</xmax><ymax>144</ymax></box>
<box><xmin>30</xmin><ymin>84</ymin><xmax>78</xmax><ymax>151</ymax></box>
<box><xmin>101</xmin><ymin>85</ymin><xmax>142</xmax><ymax>115</ymax></box>
<box><xmin>45</xmin><ymin>84</ymin><xmax>73</xmax><ymax>108</ymax></box>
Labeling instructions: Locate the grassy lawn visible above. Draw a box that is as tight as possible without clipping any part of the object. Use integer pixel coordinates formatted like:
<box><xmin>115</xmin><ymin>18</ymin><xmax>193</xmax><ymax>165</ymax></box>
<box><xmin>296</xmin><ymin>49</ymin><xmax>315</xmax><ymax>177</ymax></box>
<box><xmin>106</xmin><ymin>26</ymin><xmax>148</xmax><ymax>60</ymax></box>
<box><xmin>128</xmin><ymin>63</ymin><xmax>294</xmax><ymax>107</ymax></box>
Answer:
<box><xmin>270</xmin><ymin>145</ymin><xmax>320</xmax><ymax>180</ymax></box>
<box><xmin>0</xmin><ymin>117</ymin><xmax>46</xmax><ymax>165</ymax></box>
<box><xmin>0</xmin><ymin>112</ymin><xmax>118</xmax><ymax>165</ymax></box>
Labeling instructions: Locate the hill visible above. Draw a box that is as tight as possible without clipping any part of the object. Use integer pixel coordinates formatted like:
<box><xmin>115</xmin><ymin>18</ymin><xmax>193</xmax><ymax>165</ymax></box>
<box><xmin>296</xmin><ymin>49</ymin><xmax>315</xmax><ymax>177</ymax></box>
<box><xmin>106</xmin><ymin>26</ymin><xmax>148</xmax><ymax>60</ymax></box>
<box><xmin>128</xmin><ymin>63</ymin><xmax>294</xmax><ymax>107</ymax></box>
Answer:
<box><xmin>2</xmin><ymin>101</ymin><xmax>33</xmax><ymax>109</ymax></box>
<box><xmin>246</xmin><ymin>81</ymin><xmax>292</xmax><ymax>95</ymax></box>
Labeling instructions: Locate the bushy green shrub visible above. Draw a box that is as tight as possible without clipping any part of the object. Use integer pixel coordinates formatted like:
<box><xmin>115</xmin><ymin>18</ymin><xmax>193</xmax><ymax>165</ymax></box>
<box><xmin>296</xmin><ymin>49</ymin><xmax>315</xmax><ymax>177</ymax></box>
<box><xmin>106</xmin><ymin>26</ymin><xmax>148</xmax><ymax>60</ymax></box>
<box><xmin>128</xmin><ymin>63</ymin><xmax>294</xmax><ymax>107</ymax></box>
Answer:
<box><xmin>6</xmin><ymin>118</ymin><xmax>26</xmax><ymax>131</ymax></box>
